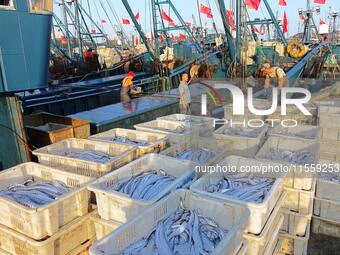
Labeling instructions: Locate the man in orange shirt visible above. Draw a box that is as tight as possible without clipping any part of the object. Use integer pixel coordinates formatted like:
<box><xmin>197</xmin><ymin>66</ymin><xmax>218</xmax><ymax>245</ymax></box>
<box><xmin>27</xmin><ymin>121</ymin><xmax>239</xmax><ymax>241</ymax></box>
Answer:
<box><xmin>120</xmin><ymin>71</ymin><xmax>135</xmax><ymax>103</ymax></box>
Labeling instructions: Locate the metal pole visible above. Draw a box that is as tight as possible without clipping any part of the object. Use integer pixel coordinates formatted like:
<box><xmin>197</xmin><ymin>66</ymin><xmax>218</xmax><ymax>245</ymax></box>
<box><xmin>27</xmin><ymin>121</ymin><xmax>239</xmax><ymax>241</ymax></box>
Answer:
<box><xmin>62</xmin><ymin>0</ymin><xmax>72</xmax><ymax>57</ymax></box>
<box><xmin>306</xmin><ymin>0</ymin><xmax>311</xmax><ymax>41</ymax></box>
<box><xmin>74</xmin><ymin>0</ymin><xmax>83</xmax><ymax>61</ymax></box>
<box><xmin>197</xmin><ymin>0</ymin><xmax>203</xmax><ymax>33</ymax></box>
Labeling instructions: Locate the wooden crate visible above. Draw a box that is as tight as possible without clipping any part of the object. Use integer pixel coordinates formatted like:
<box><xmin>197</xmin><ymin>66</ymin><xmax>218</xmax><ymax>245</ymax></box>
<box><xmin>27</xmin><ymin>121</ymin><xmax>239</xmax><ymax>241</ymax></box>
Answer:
<box><xmin>0</xmin><ymin>162</ymin><xmax>93</xmax><ymax>240</ymax></box>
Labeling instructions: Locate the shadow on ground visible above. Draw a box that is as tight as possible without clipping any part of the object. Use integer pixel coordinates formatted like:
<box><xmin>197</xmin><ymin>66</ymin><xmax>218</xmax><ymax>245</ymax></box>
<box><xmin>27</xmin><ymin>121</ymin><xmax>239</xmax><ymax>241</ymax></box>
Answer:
<box><xmin>308</xmin><ymin>233</ymin><xmax>340</xmax><ymax>255</ymax></box>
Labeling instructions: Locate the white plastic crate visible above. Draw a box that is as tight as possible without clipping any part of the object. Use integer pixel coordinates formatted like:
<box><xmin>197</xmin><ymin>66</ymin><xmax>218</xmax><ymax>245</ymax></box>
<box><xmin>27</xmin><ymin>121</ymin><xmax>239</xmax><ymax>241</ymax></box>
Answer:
<box><xmin>320</xmin><ymin>127</ymin><xmax>340</xmax><ymax>141</ymax></box>
<box><xmin>224</xmin><ymin>99</ymin><xmax>272</xmax><ymax>121</ymax></box>
<box><xmin>0</xmin><ymin>162</ymin><xmax>92</xmax><ymax>240</ymax></box>
<box><xmin>190</xmin><ymin>156</ymin><xmax>285</xmax><ymax>234</ymax></box>
<box><xmin>68</xmin><ymin>237</ymin><xmax>96</xmax><ymax>255</ymax></box>
<box><xmin>278</xmin><ymin>221</ymin><xmax>310</xmax><ymax>255</ymax></box>
<box><xmin>88</xmin><ymin>154</ymin><xmax>196</xmax><ymax>222</ymax></box>
<box><xmin>214</xmin><ymin>124</ymin><xmax>268</xmax><ymax>158</ymax></box>
<box><xmin>318</xmin><ymin>106</ymin><xmax>340</xmax><ymax>127</ymax></box>
<box><xmin>314</xmin><ymin>197</ymin><xmax>340</xmax><ymax>223</ymax></box>
<box><xmin>312</xmin><ymin>215</ymin><xmax>340</xmax><ymax>238</ymax></box>
<box><xmin>237</xmin><ymin>243</ymin><xmax>248</xmax><ymax>255</ymax></box>
<box><xmin>243</xmin><ymin>192</ymin><xmax>285</xmax><ymax>255</ymax></box>
<box><xmin>134</xmin><ymin>119</ymin><xmax>198</xmax><ymax>144</ymax></box>
<box><xmin>89</xmin><ymin>128</ymin><xmax>168</xmax><ymax>157</ymax></box>
<box><xmin>90</xmin><ymin>211</ymin><xmax>122</xmax><ymax>240</ymax></box>
<box><xmin>157</xmin><ymin>114</ymin><xmax>217</xmax><ymax>136</ymax></box>
<box><xmin>0</xmin><ymin>211</ymin><xmax>95</xmax><ymax>255</ymax></box>
<box><xmin>320</xmin><ymin>141</ymin><xmax>340</xmax><ymax>161</ymax></box>
<box><xmin>269</xmin><ymin>125</ymin><xmax>320</xmax><ymax>142</ymax></box>
<box><xmin>270</xmin><ymin>239</ymin><xmax>283</xmax><ymax>255</ymax></box>
<box><xmin>280</xmin><ymin>207</ymin><xmax>312</xmax><ymax>237</ymax></box>
<box><xmin>255</xmin><ymin>136</ymin><xmax>319</xmax><ymax>190</ymax></box>
<box><xmin>283</xmin><ymin>179</ymin><xmax>316</xmax><ymax>215</ymax></box>
<box><xmin>33</xmin><ymin>138</ymin><xmax>136</xmax><ymax>178</ymax></box>
<box><xmin>160</xmin><ymin>137</ymin><xmax>230</xmax><ymax>172</ymax></box>
<box><xmin>316</xmin><ymin>160</ymin><xmax>340</xmax><ymax>201</ymax></box>
<box><xmin>89</xmin><ymin>189</ymin><xmax>250</xmax><ymax>255</ymax></box>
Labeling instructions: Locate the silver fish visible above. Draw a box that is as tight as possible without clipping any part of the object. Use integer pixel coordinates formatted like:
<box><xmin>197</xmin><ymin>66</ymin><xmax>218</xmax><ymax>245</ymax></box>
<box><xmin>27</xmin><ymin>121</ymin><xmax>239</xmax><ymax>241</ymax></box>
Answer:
<box><xmin>66</xmin><ymin>150</ymin><xmax>114</xmax><ymax>164</ymax></box>
<box><xmin>265</xmin><ymin>150</ymin><xmax>314</xmax><ymax>165</ymax></box>
<box><xmin>111</xmin><ymin>136</ymin><xmax>150</xmax><ymax>146</ymax></box>
<box><xmin>222</xmin><ymin>127</ymin><xmax>262</xmax><ymax>138</ymax></box>
<box><xmin>176</xmin><ymin>148</ymin><xmax>216</xmax><ymax>164</ymax></box>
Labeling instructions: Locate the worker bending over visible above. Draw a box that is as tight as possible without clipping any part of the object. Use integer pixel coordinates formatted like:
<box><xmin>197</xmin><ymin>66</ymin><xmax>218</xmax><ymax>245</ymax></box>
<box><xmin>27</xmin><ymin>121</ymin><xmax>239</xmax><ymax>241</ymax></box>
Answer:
<box><xmin>120</xmin><ymin>71</ymin><xmax>135</xmax><ymax>103</ymax></box>
<box><xmin>179</xmin><ymin>73</ymin><xmax>191</xmax><ymax>114</ymax></box>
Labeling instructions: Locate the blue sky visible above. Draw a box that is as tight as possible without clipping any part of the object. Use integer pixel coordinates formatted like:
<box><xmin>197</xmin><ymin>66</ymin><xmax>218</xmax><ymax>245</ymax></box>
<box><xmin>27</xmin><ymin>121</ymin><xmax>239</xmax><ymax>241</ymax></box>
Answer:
<box><xmin>54</xmin><ymin>0</ymin><xmax>339</xmax><ymax>38</ymax></box>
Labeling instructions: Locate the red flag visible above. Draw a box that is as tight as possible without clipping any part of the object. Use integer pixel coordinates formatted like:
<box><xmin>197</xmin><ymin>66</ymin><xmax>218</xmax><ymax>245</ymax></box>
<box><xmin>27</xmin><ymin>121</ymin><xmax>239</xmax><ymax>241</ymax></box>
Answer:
<box><xmin>279</xmin><ymin>0</ymin><xmax>287</xmax><ymax>6</ymax></box>
<box><xmin>245</xmin><ymin>0</ymin><xmax>261</xmax><ymax>10</ymax></box>
<box><xmin>226</xmin><ymin>9</ymin><xmax>235</xmax><ymax>29</ymax></box>
<box><xmin>314</xmin><ymin>0</ymin><xmax>326</xmax><ymax>4</ymax></box>
<box><xmin>91</xmin><ymin>29</ymin><xmax>96</xmax><ymax>33</ymax></box>
<box><xmin>159</xmin><ymin>35</ymin><xmax>164</xmax><ymax>41</ymax></box>
<box><xmin>169</xmin><ymin>21</ymin><xmax>176</xmax><ymax>27</ymax></box>
<box><xmin>178</xmin><ymin>34</ymin><xmax>186</xmax><ymax>40</ymax></box>
<box><xmin>283</xmin><ymin>10</ymin><xmax>288</xmax><ymax>34</ymax></box>
<box><xmin>135</xmin><ymin>37</ymin><xmax>139</xmax><ymax>46</ymax></box>
<box><xmin>206</xmin><ymin>12</ymin><xmax>213</xmax><ymax>19</ymax></box>
<box><xmin>135</xmin><ymin>12</ymin><xmax>140</xmax><ymax>21</ymax></box>
<box><xmin>122</xmin><ymin>19</ymin><xmax>130</xmax><ymax>25</ymax></box>
<box><xmin>185</xmin><ymin>22</ymin><xmax>192</xmax><ymax>27</ymax></box>
<box><xmin>253</xmin><ymin>27</ymin><xmax>260</xmax><ymax>33</ymax></box>
<box><xmin>151</xmin><ymin>32</ymin><xmax>155</xmax><ymax>41</ymax></box>
<box><xmin>161</xmin><ymin>10</ymin><xmax>174</xmax><ymax>23</ymax></box>
<box><xmin>319</xmin><ymin>19</ymin><xmax>325</xmax><ymax>25</ymax></box>
<box><xmin>199</xmin><ymin>4</ymin><xmax>211</xmax><ymax>15</ymax></box>
<box><xmin>101</xmin><ymin>19</ymin><xmax>107</xmax><ymax>23</ymax></box>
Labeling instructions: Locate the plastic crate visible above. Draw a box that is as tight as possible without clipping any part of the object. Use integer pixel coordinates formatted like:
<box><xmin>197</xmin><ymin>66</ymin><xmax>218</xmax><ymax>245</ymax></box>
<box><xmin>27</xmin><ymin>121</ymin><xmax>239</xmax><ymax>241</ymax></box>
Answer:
<box><xmin>90</xmin><ymin>211</ymin><xmax>122</xmax><ymax>240</ymax></box>
<box><xmin>313</xmin><ymin>197</ymin><xmax>340</xmax><ymax>223</ymax></box>
<box><xmin>160</xmin><ymin>137</ymin><xmax>230</xmax><ymax>174</ymax></box>
<box><xmin>190</xmin><ymin>156</ymin><xmax>285</xmax><ymax>234</ymax></box>
<box><xmin>0</xmin><ymin>162</ymin><xmax>93</xmax><ymax>240</ymax></box>
<box><xmin>237</xmin><ymin>243</ymin><xmax>248</xmax><ymax>255</ymax></box>
<box><xmin>312</xmin><ymin>215</ymin><xmax>340</xmax><ymax>238</ymax></box>
<box><xmin>88</xmin><ymin>154</ymin><xmax>196</xmax><ymax>222</ymax></box>
<box><xmin>320</xmin><ymin>141</ymin><xmax>340</xmax><ymax>161</ymax></box>
<box><xmin>255</xmin><ymin>136</ymin><xmax>319</xmax><ymax>190</ymax></box>
<box><xmin>157</xmin><ymin>114</ymin><xmax>217</xmax><ymax>136</ymax></box>
<box><xmin>214</xmin><ymin>124</ymin><xmax>268</xmax><ymax>158</ymax></box>
<box><xmin>270</xmin><ymin>239</ymin><xmax>283</xmax><ymax>255</ymax></box>
<box><xmin>0</xmin><ymin>211</ymin><xmax>95</xmax><ymax>255</ymax></box>
<box><xmin>320</xmin><ymin>127</ymin><xmax>340</xmax><ymax>141</ymax></box>
<box><xmin>283</xmin><ymin>179</ymin><xmax>316</xmax><ymax>215</ymax></box>
<box><xmin>68</xmin><ymin>237</ymin><xmax>96</xmax><ymax>255</ymax></box>
<box><xmin>281</xmin><ymin>207</ymin><xmax>312</xmax><ymax>237</ymax></box>
<box><xmin>89</xmin><ymin>128</ymin><xmax>168</xmax><ymax>157</ymax></box>
<box><xmin>318</xmin><ymin>106</ymin><xmax>340</xmax><ymax>127</ymax></box>
<box><xmin>243</xmin><ymin>192</ymin><xmax>285</xmax><ymax>255</ymax></box>
<box><xmin>134</xmin><ymin>119</ymin><xmax>198</xmax><ymax>144</ymax></box>
<box><xmin>89</xmin><ymin>190</ymin><xmax>250</xmax><ymax>255</ymax></box>
<box><xmin>33</xmin><ymin>138</ymin><xmax>136</xmax><ymax>178</ymax></box>
<box><xmin>316</xmin><ymin>160</ymin><xmax>340</xmax><ymax>201</ymax></box>
<box><xmin>278</xmin><ymin>221</ymin><xmax>310</xmax><ymax>255</ymax></box>
<box><xmin>268</xmin><ymin>125</ymin><xmax>320</xmax><ymax>142</ymax></box>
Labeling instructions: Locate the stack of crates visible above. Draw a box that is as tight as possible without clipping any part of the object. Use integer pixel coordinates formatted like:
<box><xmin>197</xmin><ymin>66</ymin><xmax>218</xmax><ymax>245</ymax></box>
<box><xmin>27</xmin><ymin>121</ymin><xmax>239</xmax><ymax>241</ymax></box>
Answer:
<box><xmin>255</xmin><ymin>134</ymin><xmax>320</xmax><ymax>255</ymax></box>
<box><xmin>190</xmin><ymin>156</ymin><xmax>287</xmax><ymax>255</ymax></box>
<box><xmin>0</xmin><ymin>162</ymin><xmax>95</xmax><ymax>255</ymax></box>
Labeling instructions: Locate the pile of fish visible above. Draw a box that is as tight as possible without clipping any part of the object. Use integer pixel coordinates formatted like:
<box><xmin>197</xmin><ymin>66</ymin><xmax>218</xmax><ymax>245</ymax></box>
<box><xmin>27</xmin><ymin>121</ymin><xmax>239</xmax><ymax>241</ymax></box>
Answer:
<box><xmin>176</xmin><ymin>148</ymin><xmax>216</xmax><ymax>164</ymax></box>
<box><xmin>0</xmin><ymin>179</ymin><xmax>70</xmax><ymax>208</ymax></box>
<box><xmin>222</xmin><ymin>127</ymin><xmax>262</xmax><ymax>138</ymax></box>
<box><xmin>151</xmin><ymin>125</ymin><xmax>187</xmax><ymax>134</ymax></box>
<box><xmin>120</xmin><ymin>209</ymin><xmax>226</xmax><ymax>255</ymax></box>
<box><xmin>111</xmin><ymin>136</ymin><xmax>150</xmax><ymax>146</ymax></box>
<box><xmin>207</xmin><ymin>175</ymin><xmax>275</xmax><ymax>203</ymax></box>
<box><xmin>168</xmin><ymin>116</ymin><xmax>205</xmax><ymax>124</ymax></box>
<box><xmin>111</xmin><ymin>171</ymin><xmax>176</xmax><ymax>201</ymax></box>
<box><xmin>319</xmin><ymin>172</ymin><xmax>340</xmax><ymax>183</ymax></box>
<box><xmin>265</xmin><ymin>150</ymin><xmax>314</xmax><ymax>165</ymax></box>
<box><xmin>67</xmin><ymin>150</ymin><xmax>114</xmax><ymax>163</ymax></box>
<box><xmin>272</xmin><ymin>129</ymin><xmax>315</xmax><ymax>139</ymax></box>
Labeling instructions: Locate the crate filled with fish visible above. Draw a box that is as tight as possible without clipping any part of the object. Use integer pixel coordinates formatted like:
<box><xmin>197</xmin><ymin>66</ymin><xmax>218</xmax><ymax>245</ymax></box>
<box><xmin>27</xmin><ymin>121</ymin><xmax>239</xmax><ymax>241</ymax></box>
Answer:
<box><xmin>0</xmin><ymin>209</ymin><xmax>95</xmax><ymax>255</ymax></box>
<box><xmin>190</xmin><ymin>156</ymin><xmax>285</xmax><ymax>235</ymax></box>
<box><xmin>88</xmin><ymin>154</ymin><xmax>196</xmax><ymax>222</ymax></box>
<box><xmin>89</xmin><ymin>189</ymin><xmax>250</xmax><ymax>255</ymax></box>
<box><xmin>157</xmin><ymin>114</ymin><xmax>217</xmax><ymax>136</ymax></box>
<box><xmin>214</xmin><ymin>124</ymin><xmax>268</xmax><ymax>158</ymax></box>
<box><xmin>160</xmin><ymin>138</ymin><xmax>230</xmax><ymax>171</ymax></box>
<box><xmin>267</xmin><ymin>104</ymin><xmax>318</xmax><ymax>126</ymax></box>
<box><xmin>268</xmin><ymin>125</ymin><xmax>320</xmax><ymax>142</ymax></box>
<box><xmin>224</xmin><ymin>99</ymin><xmax>272</xmax><ymax>121</ymax></box>
<box><xmin>89</xmin><ymin>128</ymin><xmax>169</xmax><ymax>157</ymax></box>
<box><xmin>280</xmin><ymin>205</ymin><xmax>312</xmax><ymax>237</ymax></box>
<box><xmin>134</xmin><ymin>119</ymin><xmax>198</xmax><ymax>144</ymax></box>
<box><xmin>243</xmin><ymin>192</ymin><xmax>285</xmax><ymax>255</ymax></box>
<box><xmin>33</xmin><ymin>138</ymin><xmax>137</xmax><ymax>178</ymax></box>
<box><xmin>283</xmin><ymin>179</ymin><xmax>316</xmax><ymax>215</ymax></box>
<box><xmin>278</xmin><ymin>221</ymin><xmax>310</xmax><ymax>255</ymax></box>
<box><xmin>90</xmin><ymin>210</ymin><xmax>122</xmax><ymax>240</ymax></box>
<box><xmin>255</xmin><ymin>136</ymin><xmax>319</xmax><ymax>190</ymax></box>
<box><xmin>315</xmin><ymin>160</ymin><xmax>340</xmax><ymax>201</ymax></box>
<box><xmin>311</xmin><ymin>216</ymin><xmax>340</xmax><ymax>239</ymax></box>
<box><xmin>0</xmin><ymin>162</ymin><xmax>93</xmax><ymax>240</ymax></box>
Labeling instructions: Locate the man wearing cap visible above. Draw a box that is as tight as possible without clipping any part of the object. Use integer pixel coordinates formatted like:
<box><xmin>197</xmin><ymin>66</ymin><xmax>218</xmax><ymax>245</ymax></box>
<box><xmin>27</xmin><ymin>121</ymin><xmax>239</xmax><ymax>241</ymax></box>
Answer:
<box><xmin>120</xmin><ymin>71</ymin><xmax>135</xmax><ymax>103</ymax></box>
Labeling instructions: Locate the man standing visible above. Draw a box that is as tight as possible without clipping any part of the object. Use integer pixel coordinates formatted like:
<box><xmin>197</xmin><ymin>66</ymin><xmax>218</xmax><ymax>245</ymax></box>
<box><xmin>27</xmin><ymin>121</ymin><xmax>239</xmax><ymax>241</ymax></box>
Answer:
<box><xmin>179</xmin><ymin>72</ymin><xmax>191</xmax><ymax>114</ymax></box>
<box><xmin>120</xmin><ymin>71</ymin><xmax>135</xmax><ymax>103</ymax></box>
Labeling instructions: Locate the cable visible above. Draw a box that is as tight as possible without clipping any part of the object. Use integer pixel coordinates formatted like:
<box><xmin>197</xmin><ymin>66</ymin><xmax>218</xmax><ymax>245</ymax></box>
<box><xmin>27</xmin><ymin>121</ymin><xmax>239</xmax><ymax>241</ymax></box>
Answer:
<box><xmin>0</xmin><ymin>123</ymin><xmax>36</xmax><ymax>152</ymax></box>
